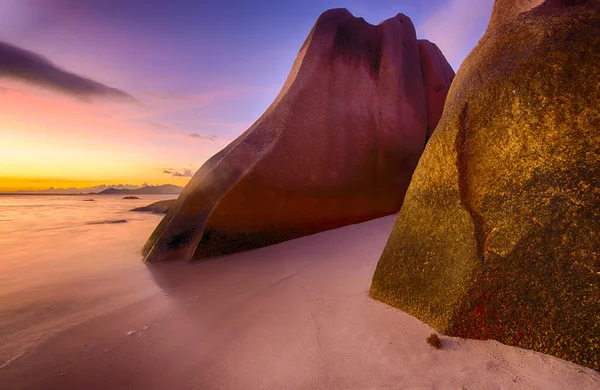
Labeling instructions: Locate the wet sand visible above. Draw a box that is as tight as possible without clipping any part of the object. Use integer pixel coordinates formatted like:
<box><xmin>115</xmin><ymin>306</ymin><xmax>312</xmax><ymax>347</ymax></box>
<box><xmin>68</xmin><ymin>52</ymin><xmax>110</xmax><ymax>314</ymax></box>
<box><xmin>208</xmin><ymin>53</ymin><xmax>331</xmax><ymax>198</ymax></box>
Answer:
<box><xmin>1</xmin><ymin>216</ymin><xmax>598</xmax><ymax>389</ymax></box>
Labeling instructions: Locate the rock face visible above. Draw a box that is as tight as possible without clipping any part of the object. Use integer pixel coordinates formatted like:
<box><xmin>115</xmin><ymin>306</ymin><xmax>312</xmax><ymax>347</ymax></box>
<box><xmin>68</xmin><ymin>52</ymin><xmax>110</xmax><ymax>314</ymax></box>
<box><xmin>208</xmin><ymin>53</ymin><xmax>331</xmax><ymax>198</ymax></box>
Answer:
<box><xmin>142</xmin><ymin>9</ymin><xmax>454</xmax><ymax>263</ymax></box>
<box><xmin>371</xmin><ymin>0</ymin><xmax>600</xmax><ymax>370</ymax></box>
<box><xmin>418</xmin><ymin>40</ymin><xmax>455</xmax><ymax>141</ymax></box>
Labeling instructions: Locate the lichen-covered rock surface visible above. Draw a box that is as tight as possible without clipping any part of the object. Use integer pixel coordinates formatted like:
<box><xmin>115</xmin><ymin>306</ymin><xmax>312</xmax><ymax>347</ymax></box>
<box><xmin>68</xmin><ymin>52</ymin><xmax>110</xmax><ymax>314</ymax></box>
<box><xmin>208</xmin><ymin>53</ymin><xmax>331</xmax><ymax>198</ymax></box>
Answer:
<box><xmin>371</xmin><ymin>0</ymin><xmax>600</xmax><ymax>370</ymax></box>
<box><xmin>142</xmin><ymin>9</ymin><xmax>454</xmax><ymax>263</ymax></box>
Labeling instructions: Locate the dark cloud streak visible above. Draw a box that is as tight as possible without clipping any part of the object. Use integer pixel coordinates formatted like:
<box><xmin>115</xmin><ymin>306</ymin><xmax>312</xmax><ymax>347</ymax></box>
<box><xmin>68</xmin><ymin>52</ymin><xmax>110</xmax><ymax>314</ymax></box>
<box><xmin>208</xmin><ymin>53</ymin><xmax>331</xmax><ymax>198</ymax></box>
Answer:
<box><xmin>0</xmin><ymin>41</ymin><xmax>134</xmax><ymax>101</ymax></box>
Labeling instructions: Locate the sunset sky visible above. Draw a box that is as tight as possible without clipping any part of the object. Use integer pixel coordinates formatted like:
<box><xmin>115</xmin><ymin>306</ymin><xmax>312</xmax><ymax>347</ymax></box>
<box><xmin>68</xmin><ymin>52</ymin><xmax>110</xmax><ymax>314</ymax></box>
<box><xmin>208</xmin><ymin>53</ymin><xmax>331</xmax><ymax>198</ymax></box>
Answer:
<box><xmin>0</xmin><ymin>0</ymin><xmax>493</xmax><ymax>192</ymax></box>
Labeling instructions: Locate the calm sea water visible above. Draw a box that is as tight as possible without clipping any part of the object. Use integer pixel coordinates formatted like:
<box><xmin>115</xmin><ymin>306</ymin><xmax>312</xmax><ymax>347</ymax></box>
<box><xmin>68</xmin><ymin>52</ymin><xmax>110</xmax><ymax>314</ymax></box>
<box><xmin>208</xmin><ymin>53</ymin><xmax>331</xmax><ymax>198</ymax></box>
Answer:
<box><xmin>0</xmin><ymin>194</ymin><xmax>176</xmax><ymax>368</ymax></box>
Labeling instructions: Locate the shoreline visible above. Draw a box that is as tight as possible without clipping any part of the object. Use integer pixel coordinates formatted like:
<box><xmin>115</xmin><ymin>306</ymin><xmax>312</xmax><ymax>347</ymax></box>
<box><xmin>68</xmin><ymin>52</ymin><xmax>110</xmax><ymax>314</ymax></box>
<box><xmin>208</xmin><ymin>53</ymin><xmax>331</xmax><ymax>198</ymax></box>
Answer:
<box><xmin>1</xmin><ymin>215</ymin><xmax>598</xmax><ymax>389</ymax></box>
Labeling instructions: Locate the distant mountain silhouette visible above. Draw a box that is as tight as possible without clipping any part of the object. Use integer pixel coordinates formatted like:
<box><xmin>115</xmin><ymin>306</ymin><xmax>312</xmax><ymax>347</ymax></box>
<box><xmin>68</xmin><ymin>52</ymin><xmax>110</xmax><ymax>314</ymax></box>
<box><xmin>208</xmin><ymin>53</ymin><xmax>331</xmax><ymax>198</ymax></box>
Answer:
<box><xmin>93</xmin><ymin>184</ymin><xmax>182</xmax><ymax>195</ymax></box>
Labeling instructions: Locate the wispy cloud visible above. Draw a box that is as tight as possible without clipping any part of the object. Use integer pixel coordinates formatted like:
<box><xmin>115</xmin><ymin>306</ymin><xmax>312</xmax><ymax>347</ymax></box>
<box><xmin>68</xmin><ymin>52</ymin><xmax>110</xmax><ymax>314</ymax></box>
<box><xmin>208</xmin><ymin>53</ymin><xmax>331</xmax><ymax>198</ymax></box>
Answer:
<box><xmin>189</xmin><ymin>133</ymin><xmax>217</xmax><ymax>141</ymax></box>
<box><xmin>0</xmin><ymin>41</ymin><xmax>134</xmax><ymax>101</ymax></box>
<box><xmin>130</xmin><ymin>84</ymin><xmax>279</xmax><ymax>122</ymax></box>
<box><xmin>149</xmin><ymin>121</ymin><xmax>171</xmax><ymax>131</ymax></box>
<box><xmin>145</xmin><ymin>91</ymin><xmax>190</xmax><ymax>101</ymax></box>
<box><xmin>418</xmin><ymin>0</ymin><xmax>494</xmax><ymax>70</ymax></box>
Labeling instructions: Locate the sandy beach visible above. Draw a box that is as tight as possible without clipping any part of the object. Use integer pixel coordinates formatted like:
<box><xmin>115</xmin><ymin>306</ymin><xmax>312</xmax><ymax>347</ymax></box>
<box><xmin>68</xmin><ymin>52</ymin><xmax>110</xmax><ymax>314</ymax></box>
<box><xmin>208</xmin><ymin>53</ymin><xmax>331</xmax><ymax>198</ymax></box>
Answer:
<box><xmin>1</xmin><ymin>214</ymin><xmax>598</xmax><ymax>390</ymax></box>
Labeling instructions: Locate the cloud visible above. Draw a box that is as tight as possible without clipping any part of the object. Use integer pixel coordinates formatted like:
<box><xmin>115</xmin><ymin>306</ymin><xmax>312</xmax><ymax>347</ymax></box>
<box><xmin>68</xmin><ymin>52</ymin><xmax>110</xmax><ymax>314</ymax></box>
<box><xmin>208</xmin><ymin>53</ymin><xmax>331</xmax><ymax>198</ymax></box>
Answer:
<box><xmin>163</xmin><ymin>169</ymin><xmax>173</xmax><ymax>174</ymax></box>
<box><xmin>418</xmin><ymin>0</ymin><xmax>494</xmax><ymax>70</ymax></box>
<box><xmin>172</xmin><ymin>169</ymin><xmax>193</xmax><ymax>178</ymax></box>
<box><xmin>149</xmin><ymin>121</ymin><xmax>171</xmax><ymax>130</ymax></box>
<box><xmin>189</xmin><ymin>133</ymin><xmax>217</xmax><ymax>142</ymax></box>
<box><xmin>0</xmin><ymin>41</ymin><xmax>134</xmax><ymax>101</ymax></box>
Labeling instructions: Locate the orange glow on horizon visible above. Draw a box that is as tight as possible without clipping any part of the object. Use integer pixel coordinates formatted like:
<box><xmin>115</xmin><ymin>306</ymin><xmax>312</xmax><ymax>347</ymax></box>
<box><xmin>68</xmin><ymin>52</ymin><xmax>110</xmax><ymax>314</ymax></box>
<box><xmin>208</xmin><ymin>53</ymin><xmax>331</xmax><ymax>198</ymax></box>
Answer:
<box><xmin>0</xmin><ymin>80</ymin><xmax>227</xmax><ymax>192</ymax></box>
<box><xmin>0</xmin><ymin>176</ymin><xmax>190</xmax><ymax>192</ymax></box>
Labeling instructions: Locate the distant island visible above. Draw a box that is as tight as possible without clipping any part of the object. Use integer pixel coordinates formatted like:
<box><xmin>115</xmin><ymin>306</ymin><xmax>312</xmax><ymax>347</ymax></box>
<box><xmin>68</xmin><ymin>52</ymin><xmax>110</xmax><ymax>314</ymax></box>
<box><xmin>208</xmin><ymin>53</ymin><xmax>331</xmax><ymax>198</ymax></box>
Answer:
<box><xmin>1</xmin><ymin>184</ymin><xmax>184</xmax><ymax>196</ymax></box>
<box><xmin>91</xmin><ymin>184</ymin><xmax>182</xmax><ymax>196</ymax></box>
<box><xmin>130</xmin><ymin>199</ymin><xmax>175</xmax><ymax>214</ymax></box>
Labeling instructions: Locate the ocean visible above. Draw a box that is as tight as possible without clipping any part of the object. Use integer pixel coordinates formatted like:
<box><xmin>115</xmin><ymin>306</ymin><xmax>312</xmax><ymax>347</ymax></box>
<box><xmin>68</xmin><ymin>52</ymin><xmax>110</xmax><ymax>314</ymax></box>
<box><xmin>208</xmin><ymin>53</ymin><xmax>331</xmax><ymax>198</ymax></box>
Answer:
<box><xmin>0</xmin><ymin>194</ymin><xmax>176</xmax><ymax>369</ymax></box>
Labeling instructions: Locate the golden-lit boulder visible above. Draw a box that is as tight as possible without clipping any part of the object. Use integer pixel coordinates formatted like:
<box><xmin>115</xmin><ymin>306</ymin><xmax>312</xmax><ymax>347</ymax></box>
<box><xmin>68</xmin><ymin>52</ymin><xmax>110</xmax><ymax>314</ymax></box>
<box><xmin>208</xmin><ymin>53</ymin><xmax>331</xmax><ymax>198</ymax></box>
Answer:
<box><xmin>142</xmin><ymin>9</ymin><xmax>454</xmax><ymax>263</ymax></box>
<box><xmin>371</xmin><ymin>0</ymin><xmax>600</xmax><ymax>370</ymax></box>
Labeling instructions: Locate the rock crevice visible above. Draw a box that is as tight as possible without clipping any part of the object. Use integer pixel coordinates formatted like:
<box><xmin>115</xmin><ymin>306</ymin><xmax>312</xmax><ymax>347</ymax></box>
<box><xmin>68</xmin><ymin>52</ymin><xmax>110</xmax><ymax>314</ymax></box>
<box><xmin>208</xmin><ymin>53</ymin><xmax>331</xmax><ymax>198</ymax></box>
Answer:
<box><xmin>455</xmin><ymin>102</ymin><xmax>489</xmax><ymax>263</ymax></box>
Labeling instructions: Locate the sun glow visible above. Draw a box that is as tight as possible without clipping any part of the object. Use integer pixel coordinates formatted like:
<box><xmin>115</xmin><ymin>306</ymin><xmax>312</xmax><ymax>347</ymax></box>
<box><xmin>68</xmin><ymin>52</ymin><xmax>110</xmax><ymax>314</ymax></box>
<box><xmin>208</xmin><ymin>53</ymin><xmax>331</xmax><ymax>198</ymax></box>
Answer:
<box><xmin>0</xmin><ymin>81</ymin><xmax>223</xmax><ymax>192</ymax></box>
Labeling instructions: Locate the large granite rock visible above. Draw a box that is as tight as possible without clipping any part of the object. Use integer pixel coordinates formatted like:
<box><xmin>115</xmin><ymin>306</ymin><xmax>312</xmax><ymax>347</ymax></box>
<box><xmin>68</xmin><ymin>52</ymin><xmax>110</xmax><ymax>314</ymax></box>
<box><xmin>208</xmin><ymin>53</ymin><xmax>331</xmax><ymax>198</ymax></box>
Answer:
<box><xmin>142</xmin><ymin>9</ymin><xmax>454</xmax><ymax>262</ymax></box>
<box><xmin>371</xmin><ymin>0</ymin><xmax>600</xmax><ymax>370</ymax></box>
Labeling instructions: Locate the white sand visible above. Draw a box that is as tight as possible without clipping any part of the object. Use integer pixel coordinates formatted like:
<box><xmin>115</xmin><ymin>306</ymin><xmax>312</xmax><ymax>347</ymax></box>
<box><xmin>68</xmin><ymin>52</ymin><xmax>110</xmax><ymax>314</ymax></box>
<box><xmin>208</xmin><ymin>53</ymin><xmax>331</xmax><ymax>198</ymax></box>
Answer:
<box><xmin>1</xmin><ymin>215</ymin><xmax>598</xmax><ymax>389</ymax></box>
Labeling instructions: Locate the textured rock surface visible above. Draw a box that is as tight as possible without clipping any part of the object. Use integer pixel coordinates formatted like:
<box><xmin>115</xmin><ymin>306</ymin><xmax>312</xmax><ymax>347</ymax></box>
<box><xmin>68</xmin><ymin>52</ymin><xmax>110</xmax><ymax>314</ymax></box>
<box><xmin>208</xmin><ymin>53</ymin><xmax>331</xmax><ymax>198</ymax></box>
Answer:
<box><xmin>142</xmin><ymin>9</ymin><xmax>454</xmax><ymax>263</ymax></box>
<box><xmin>371</xmin><ymin>0</ymin><xmax>600</xmax><ymax>370</ymax></box>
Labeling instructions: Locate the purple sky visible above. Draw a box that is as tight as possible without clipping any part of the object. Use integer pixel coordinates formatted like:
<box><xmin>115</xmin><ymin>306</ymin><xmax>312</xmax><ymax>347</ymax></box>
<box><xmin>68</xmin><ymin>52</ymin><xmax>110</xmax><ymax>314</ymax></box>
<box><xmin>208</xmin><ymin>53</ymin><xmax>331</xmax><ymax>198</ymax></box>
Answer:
<box><xmin>0</xmin><ymin>0</ymin><xmax>494</xmax><ymax>191</ymax></box>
